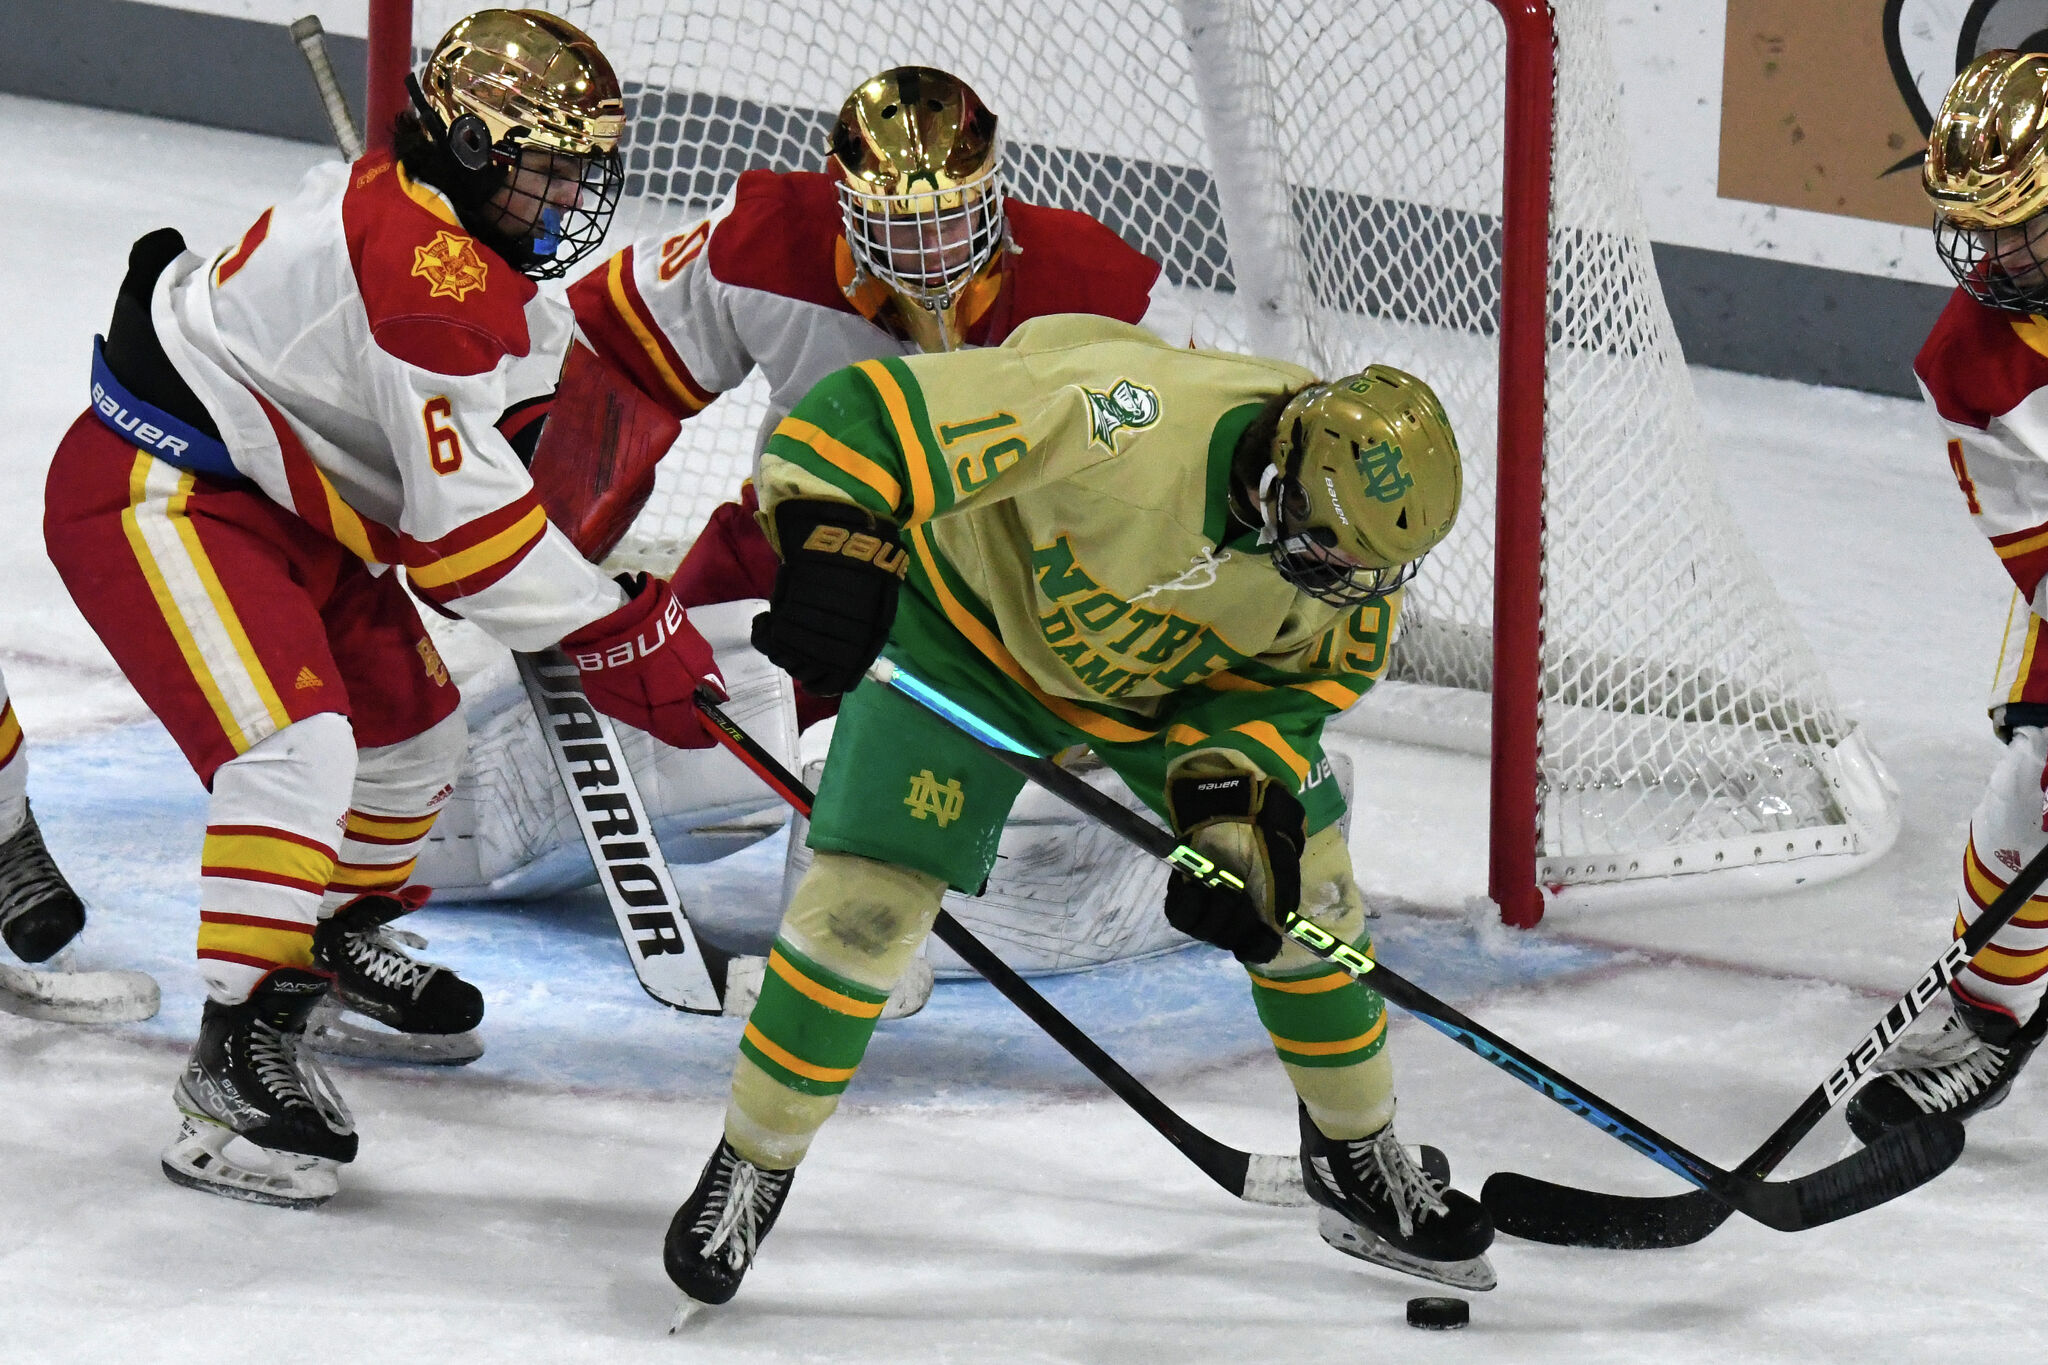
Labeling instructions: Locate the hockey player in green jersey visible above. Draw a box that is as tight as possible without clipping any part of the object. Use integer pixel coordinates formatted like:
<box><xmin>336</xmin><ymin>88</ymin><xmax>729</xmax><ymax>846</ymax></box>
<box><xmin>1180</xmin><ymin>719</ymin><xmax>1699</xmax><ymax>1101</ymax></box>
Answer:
<box><xmin>664</xmin><ymin>314</ymin><xmax>1486</xmax><ymax>1311</ymax></box>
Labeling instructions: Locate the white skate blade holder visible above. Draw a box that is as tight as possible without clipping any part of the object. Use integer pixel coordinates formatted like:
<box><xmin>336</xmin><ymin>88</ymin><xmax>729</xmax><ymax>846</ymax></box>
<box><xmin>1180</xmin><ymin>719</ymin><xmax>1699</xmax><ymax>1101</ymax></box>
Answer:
<box><xmin>1316</xmin><ymin>1206</ymin><xmax>1497</xmax><ymax>1292</ymax></box>
<box><xmin>717</xmin><ymin>953</ymin><xmax>933</xmax><ymax>1021</ymax></box>
<box><xmin>304</xmin><ymin>995</ymin><xmax>484</xmax><ymax>1065</ymax></box>
<box><xmin>0</xmin><ymin>959</ymin><xmax>159</xmax><ymax>1024</ymax></box>
<box><xmin>160</xmin><ymin>1115</ymin><xmax>341</xmax><ymax>1210</ymax></box>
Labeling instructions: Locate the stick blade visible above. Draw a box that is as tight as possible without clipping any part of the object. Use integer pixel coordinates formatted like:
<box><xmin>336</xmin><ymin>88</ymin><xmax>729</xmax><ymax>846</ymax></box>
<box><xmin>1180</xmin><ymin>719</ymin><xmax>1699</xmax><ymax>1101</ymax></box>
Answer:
<box><xmin>1786</xmin><ymin>1114</ymin><xmax>1965</xmax><ymax>1229</ymax></box>
<box><xmin>1481</xmin><ymin>1171</ymin><xmax>1731</xmax><ymax>1249</ymax></box>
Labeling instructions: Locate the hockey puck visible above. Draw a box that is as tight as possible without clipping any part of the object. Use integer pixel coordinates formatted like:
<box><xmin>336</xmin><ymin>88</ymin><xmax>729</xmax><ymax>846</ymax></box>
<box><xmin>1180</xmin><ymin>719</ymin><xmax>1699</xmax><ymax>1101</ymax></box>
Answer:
<box><xmin>1406</xmin><ymin>1296</ymin><xmax>1469</xmax><ymax>1330</ymax></box>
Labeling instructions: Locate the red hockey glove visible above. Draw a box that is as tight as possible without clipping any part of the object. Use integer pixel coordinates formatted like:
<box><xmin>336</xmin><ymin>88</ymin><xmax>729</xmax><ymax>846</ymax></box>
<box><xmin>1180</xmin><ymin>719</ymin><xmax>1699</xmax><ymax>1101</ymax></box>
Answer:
<box><xmin>560</xmin><ymin>574</ymin><xmax>725</xmax><ymax>750</ymax></box>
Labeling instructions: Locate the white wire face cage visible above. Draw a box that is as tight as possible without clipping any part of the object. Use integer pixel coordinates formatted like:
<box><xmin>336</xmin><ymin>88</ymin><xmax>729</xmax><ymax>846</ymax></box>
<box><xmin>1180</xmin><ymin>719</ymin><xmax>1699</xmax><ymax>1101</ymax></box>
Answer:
<box><xmin>836</xmin><ymin>163</ymin><xmax>1007</xmax><ymax>306</ymax></box>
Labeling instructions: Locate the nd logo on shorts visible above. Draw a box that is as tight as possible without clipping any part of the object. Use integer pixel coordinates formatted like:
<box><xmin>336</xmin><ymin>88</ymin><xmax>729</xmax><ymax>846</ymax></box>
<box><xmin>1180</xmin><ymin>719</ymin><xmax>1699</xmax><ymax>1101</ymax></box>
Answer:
<box><xmin>904</xmin><ymin>769</ymin><xmax>965</xmax><ymax>828</ymax></box>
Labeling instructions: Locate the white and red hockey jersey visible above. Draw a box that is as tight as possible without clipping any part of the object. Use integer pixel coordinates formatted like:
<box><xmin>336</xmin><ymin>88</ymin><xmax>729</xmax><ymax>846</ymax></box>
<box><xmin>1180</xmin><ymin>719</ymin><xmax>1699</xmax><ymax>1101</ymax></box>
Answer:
<box><xmin>1917</xmin><ymin>290</ymin><xmax>2048</xmax><ymax>719</ymax></box>
<box><xmin>569</xmin><ymin>168</ymin><xmax>1169</xmax><ymax>448</ymax></box>
<box><xmin>152</xmin><ymin>151</ymin><xmax>623</xmax><ymax>651</ymax></box>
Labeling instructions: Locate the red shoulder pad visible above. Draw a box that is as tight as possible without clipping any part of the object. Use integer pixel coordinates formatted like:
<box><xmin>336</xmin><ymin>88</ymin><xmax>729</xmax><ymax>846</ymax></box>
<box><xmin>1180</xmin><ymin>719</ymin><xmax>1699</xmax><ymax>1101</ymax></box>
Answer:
<box><xmin>342</xmin><ymin>154</ymin><xmax>536</xmax><ymax>377</ymax></box>
<box><xmin>985</xmin><ymin>201</ymin><xmax>1162</xmax><ymax>341</ymax></box>
<box><xmin>1915</xmin><ymin>288</ymin><xmax>2048</xmax><ymax>430</ymax></box>
<box><xmin>704</xmin><ymin>169</ymin><xmax>857</xmax><ymax>314</ymax></box>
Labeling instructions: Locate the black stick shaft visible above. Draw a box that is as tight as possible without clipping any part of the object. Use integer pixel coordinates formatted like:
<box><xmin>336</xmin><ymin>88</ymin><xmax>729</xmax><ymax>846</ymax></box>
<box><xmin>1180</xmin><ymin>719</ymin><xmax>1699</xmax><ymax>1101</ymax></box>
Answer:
<box><xmin>691</xmin><ymin>687</ymin><xmax>1281</xmax><ymax>1202</ymax></box>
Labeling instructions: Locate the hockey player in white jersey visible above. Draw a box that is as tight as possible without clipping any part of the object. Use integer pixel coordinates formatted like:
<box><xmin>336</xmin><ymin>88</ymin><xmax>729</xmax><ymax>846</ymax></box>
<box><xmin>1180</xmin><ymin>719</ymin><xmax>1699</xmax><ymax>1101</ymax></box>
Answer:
<box><xmin>1850</xmin><ymin>50</ymin><xmax>2048</xmax><ymax>1141</ymax></box>
<box><xmin>424</xmin><ymin>66</ymin><xmax>1210</xmax><ymax>978</ymax></box>
<box><xmin>42</xmin><ymin>10</ymin><xmax>725</xmax><ymax>1206</ymax></box>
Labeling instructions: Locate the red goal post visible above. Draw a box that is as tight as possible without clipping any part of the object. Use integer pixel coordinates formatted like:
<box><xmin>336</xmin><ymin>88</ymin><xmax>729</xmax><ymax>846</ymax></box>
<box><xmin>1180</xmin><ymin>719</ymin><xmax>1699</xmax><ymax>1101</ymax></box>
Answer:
<box><xmin>364</xmin><ymin>0</ymin><xmax>1897</xmax><ymax>927</ymax></box>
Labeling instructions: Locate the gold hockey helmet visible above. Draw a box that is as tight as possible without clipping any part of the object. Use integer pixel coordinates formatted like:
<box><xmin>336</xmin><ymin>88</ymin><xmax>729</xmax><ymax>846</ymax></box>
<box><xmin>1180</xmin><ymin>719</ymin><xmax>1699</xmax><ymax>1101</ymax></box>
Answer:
<box><xmin>829</xmin><ymin>66</ymin><xmax>1005</xmax><ymax>348</ymax></box>
<box><xmin>1927</xmin><ymin>50</ymin><xmax>2048</xmax><ymax>313</ymax></box>
<box><xmin>1257</xmin><ymin>367</ymin><xmax>1463</xmax><ymax>606</ymax></box>
<box><xmin>412</xmin><ymin>9</ymin><xmax>626</xmax><ymax>278</ymax></box>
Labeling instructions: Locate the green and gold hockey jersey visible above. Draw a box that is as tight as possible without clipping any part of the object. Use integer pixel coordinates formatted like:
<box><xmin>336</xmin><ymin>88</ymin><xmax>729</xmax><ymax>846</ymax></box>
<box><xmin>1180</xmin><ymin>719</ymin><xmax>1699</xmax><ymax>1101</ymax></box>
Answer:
<box><xmin>756</xmin><ymin>315</ymin><xmax>1399</xmax><ymax>792</ymax></box>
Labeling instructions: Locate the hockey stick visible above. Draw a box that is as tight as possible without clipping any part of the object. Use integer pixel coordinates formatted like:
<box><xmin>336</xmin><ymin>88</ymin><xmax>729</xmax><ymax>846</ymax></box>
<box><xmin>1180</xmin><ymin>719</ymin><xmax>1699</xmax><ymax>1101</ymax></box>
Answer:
<box><xmin>689</xmin><ymin>685</ymin><xmax>1310</xmax><ymax>1207</ymax></box>
<box><xmin>517</xmin><ymin>651</ymin><xmax>732</xmax><ymax>1013</ymax></box>
<box><xmin>865</xmin><ymin>658</ymin><xmax>1967</xmax><ymax>1233</ymax></box>
<box><xmin>1480</xmin><ymin>837</ymin><xmax>2048</xmax><ymax>1248</ymax></box>
<box><xmin>287</xmin><ymin>16</ymin><xmax>366</xmax><ymax>161</ymax></box>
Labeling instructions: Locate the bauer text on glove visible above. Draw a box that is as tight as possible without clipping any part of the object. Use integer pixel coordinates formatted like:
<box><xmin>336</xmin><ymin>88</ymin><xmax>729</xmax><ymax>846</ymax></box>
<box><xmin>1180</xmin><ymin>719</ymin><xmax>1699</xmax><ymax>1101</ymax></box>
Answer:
<box><xmin>1161</xmin><ymin>769</ymin><xmax>1305</xmax><ymax>964</ymax></box>
<box><xmin>561</xmin><ymin>573</ymin><xmax>725</xmax><ymax>750</ymax></box>
<box><xmin>751</xmin><ymin>498</ymin><xmax>907</xmax><ymax>695</ymax></box>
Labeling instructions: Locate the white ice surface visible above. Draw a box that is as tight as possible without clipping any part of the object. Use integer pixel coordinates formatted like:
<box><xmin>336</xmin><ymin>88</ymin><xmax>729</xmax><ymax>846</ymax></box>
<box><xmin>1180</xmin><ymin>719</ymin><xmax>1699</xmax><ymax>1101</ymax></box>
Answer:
<box><xmin>1</xmin><ymin>94</ymin><xmax>2039</xmax><ymax>1362</ymax></box>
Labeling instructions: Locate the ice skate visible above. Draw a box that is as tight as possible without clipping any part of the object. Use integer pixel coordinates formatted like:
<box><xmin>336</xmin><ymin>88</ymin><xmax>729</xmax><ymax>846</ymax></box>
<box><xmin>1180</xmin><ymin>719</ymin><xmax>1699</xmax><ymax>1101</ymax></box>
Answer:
<box><xmin>1847</xmin><ymin>998</ymin><xmax>2048</xmax><ymax>1144</ymax></box>
<box><xmin>0</xmin><ymin>802</ymin><xmax>86</xmax><ymax>964</ymax></box>
<box><xmin>161</xmin><ymin>967</ymin><xmax>357</xmax><ymax>1209</ymax></box>
<box><xmin>309</xmin><ymin>895</ymin><xmax>484</xmax><ymax>1064</ymax></box>
<box><xmin>1299</xmin><ymin>1104</ymin><xmax>1496</xmax><ymax>1291</ymax></box>
<box><xmin>664</xmin><ymin>1137</ymin><xmax>796</xmax><ymax>1316</ymax></box>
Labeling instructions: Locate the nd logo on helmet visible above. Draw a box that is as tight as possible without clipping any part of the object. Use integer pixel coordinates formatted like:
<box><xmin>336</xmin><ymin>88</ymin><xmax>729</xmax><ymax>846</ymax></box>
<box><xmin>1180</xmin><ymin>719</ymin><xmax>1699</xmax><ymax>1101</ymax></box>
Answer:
<box><xmin>1084</xmin><ymin>379</ymin><xmax>1162</xmax><ymax>450</ymax></box>
<box><xmin>1356</xmin><ymin>440</ymin><xmax>1414</xmax><ymax>504</ymax></box>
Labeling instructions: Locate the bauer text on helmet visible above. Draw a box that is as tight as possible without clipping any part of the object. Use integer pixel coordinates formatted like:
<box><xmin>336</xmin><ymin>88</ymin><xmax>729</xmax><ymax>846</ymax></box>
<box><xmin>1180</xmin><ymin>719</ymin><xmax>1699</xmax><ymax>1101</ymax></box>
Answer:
<box><xmin>1928</xmin><ymin>49</ymin><xmax>2048</xmax><ymax>315</ymax></box>
<box><xmin>830</xmin><ymin>67</ymin><xmax>1005</xmax><ymax>347</ymax></box>
<box><xmin>410</xmin><ymin>8</ymin><xmax>627</xmax><ymax>280</ymax></box>
<box><xmin>1257</xmin><ymin>366</ymin><xmax>1462</xmax><ymax>607</ymax></box>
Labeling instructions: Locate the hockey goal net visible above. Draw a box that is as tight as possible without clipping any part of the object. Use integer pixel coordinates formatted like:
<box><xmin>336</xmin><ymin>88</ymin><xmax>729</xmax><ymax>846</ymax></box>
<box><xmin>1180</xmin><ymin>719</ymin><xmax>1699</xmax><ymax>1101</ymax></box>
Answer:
<box><xmin>377</xmin><ymin>0</ymin><xmax>1899</xmax><ymax>924</ymax></box>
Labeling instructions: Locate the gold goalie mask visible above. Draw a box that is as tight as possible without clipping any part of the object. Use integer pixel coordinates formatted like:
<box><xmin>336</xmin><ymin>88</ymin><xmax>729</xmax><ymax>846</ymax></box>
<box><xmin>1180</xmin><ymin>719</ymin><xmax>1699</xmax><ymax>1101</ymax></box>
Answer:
<box><xmin>829</xmin><ymin>66</ymin><xmax>1006</xmax><ymax>351</ymax></box>
<box><xmin>410</xmin><ymin>8</ymin><xmax>626</xmax><ymax>279</ymax></box>
<box><xmin>1927</xmin><ymin>49</ymin><xmax>2048</xmax><ymax>314</ymax></box>
<box><xmin>1256</xmin><ymin>367</ymin><xmax>1463</xmax><ymax>606</ymax></box>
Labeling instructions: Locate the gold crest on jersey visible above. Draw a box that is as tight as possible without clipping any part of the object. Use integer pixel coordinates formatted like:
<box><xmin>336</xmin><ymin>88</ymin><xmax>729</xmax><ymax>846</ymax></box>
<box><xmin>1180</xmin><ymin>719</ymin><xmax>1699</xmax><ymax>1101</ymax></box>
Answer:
<box><xmin>411</xmin><ymin>230</ymin><xmax>490</xmax><ymax>302</ymax></box>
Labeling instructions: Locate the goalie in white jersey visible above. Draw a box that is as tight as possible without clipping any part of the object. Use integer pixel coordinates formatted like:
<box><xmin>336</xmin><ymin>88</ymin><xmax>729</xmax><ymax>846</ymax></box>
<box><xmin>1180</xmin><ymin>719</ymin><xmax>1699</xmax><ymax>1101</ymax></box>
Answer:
<box><xmin>42</xmin><ymin>10</ymin><xmax>726</xmax><ymax>1207</ymax></box>
<box><xmin>423</xmin><ymin>65</ymin><xmax>1221</xmax><ymax>977</ymax></box>
<box><xmin>1851</xmin><ymin>50</ymin><xmax>2048</xmax><ymax>1141</ymax></box>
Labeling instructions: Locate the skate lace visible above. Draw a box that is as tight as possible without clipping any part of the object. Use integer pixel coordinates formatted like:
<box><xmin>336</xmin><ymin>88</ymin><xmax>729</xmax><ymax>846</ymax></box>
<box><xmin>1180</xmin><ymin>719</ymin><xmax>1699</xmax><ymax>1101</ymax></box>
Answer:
<box><xmin>1890</xmin><ymin>1032</ymin><xmax>2010</xmax><ymax>1112</ymax></box>
<box><xmin>693</xmin><ymin>1149</ymin><xmax>789</xmax><ymax>1270</ymax></box>
<box><xmin>248</xmin><ymin>1017</ymin><xmax>355</xmax><ymax>1133</ymax></box>
<box><xmin>1352</xmin><ymin>1128</ymin><xmax>1449</xmax><ymax>1241</ymax></box>
<box><xmin>0</xmin><ymin>814</ymin><xmax>64</xmax><ymax>922</ymax></box>
<box><xmin>344</xmin><ymin>927</ymin><xmax>438</xmax><ymax>999</ymax></box>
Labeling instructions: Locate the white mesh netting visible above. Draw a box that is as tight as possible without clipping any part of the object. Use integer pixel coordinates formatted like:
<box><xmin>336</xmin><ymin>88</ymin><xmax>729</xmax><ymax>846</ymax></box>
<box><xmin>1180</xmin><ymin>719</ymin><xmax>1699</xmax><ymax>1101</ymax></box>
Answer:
<box><xmin>410</xmin><ymin>0</ymin><xmax>1899</xmax><ymax>900</ymax></box>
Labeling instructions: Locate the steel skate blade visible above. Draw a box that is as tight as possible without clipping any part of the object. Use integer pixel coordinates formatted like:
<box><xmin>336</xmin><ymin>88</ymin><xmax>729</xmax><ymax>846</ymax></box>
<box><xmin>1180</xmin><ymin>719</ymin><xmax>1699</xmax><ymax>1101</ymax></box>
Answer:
<box><xmin>0</xmin><ymin>960</ymin><xmax>159</xmax><ymax>1023</ymax></box>
<box><xmin>1316</xmin><ymin>1206</ymin><xmax>1497</xmax><ymax>1292</ymax></box>
<box><xmin>160</xmin><ymin>1116</ymin><xmax>341</xmax><ymax>1209</ymax></box>
<box><xmin>305</xmin><ymin>998</ymin><xmax>483</xmax><ymax>1065</ymax></box>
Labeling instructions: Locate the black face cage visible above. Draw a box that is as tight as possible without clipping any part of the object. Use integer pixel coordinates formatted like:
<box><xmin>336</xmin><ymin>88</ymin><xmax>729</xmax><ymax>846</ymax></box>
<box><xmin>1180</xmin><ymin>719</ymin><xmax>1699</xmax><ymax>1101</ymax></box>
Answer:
<box><xmin>1936</xmin><ymin>216</ymin><xmax>2048</xmax><ymax>315</ymax></box>
<box><xmin>477</xmin><ymin>146</ymin><xmax>624</xmax><ymax>281</ymax></box>
<box><xmin>1261</xmin><ymin>464</ymin><xmax>1420</xmax><ymax>607</ymax></box>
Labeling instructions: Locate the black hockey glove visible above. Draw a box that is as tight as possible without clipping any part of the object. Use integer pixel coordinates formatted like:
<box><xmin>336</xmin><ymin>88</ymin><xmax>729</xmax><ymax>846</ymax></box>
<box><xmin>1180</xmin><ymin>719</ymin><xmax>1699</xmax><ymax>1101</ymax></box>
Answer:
<box><xmin>1161</xmin><ymin>771</ymin><xmax>1304</xmax><ymax>965</ymax></box>
<box><xmin>751</xmin><ymin>498</ymin><xmax>909</xmax><ymax>696</ymax></box>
